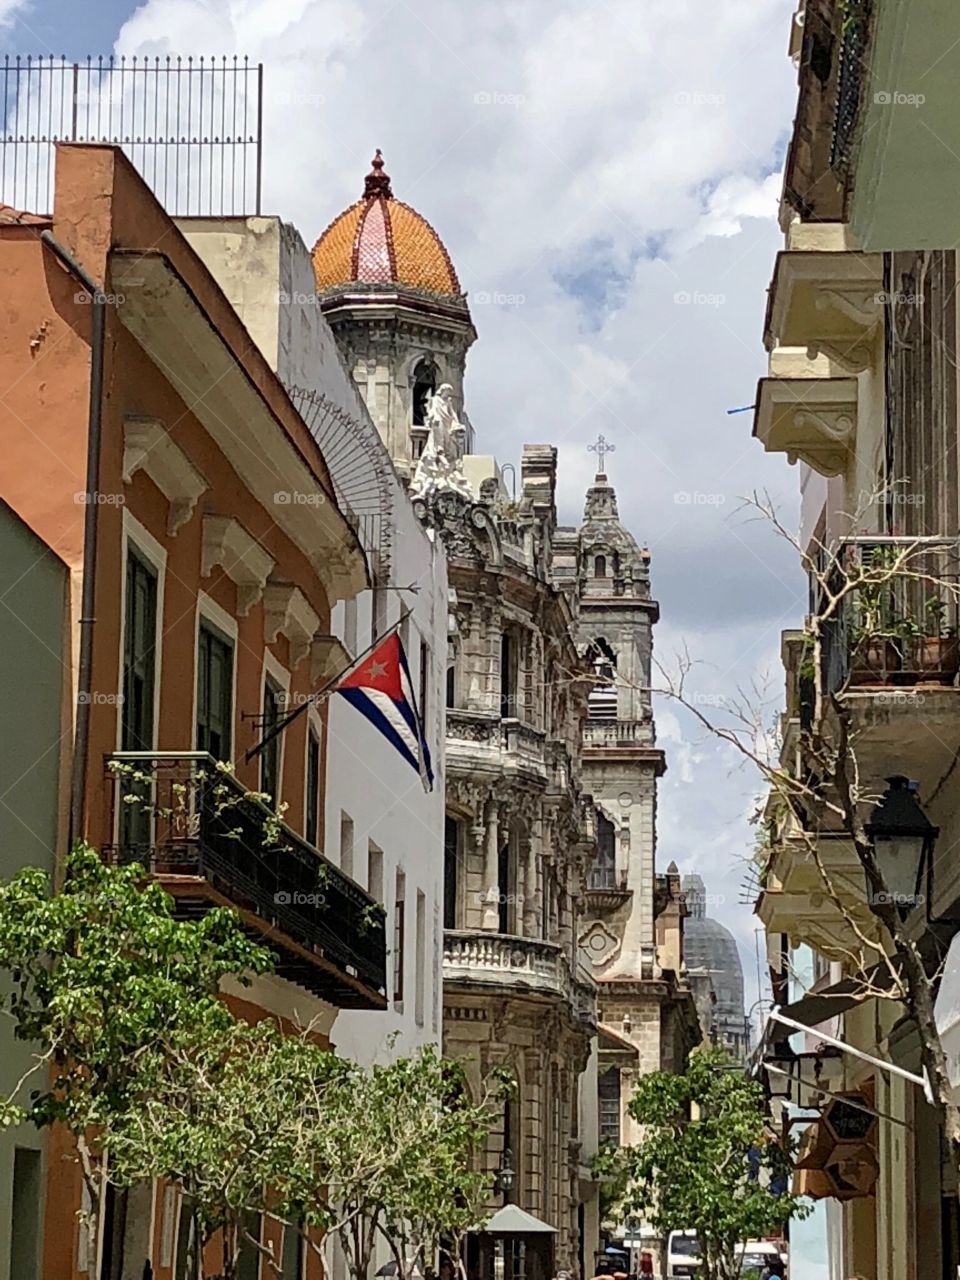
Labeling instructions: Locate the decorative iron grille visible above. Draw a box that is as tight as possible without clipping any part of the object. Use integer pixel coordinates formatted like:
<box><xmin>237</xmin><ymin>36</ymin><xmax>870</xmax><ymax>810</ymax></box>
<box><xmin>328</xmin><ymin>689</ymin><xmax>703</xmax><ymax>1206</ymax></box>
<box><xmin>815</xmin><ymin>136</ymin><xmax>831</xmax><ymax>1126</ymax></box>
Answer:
<box><xmin>0</xmin><ymin>54</ymin><xmax>262</xmax><ymax>216</ymax></box>
<box><xmin>830</xmin><ymin>1</ymin><xmax>870</xmax><ymax>179</ymax></box>
<box><xmin>287</xmin><ymin>384</ymin><xmax>395</xmax><ymax>585</ymax></box>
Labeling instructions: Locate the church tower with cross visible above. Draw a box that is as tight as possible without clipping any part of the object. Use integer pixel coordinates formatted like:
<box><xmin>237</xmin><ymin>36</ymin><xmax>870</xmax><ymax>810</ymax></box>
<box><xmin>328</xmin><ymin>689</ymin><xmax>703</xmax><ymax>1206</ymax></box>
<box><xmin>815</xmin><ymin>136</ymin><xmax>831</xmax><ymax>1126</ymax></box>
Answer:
<box><xmin>311</xmin><ymin>150</ymin><xmax>477</xmax><ymax>483</ymax></box>
<box><xmin>555</xmin><ymin>440</ymin><xmax>699</xmax><ymax>1164</ymax></box>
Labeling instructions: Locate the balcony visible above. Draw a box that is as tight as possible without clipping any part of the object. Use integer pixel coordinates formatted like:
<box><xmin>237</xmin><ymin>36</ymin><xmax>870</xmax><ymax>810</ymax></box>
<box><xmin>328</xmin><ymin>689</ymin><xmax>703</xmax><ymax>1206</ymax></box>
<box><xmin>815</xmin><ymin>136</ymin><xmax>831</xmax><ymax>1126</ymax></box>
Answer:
<box><xmin>757</xmin><ymin>832</ymin><xmax>879</xmax><ymax>959</ymax></box>
<box><xmin>581</xmin><ymin>719</ymin><xmax>664</xmax><ymax>778</ymax></box>
<box><xmin>445</xmin><ymin>709</ymin><xmax>547</xmax><ymax>782</ymax></box>
<box><xmin>584</xmin><ymin>863</ymin><xmax>632</xmax><ymax>914</ymax></box>
<box><xmin>753</xmin><ymin>372</ymin><xmax>857</xmax><ymax>477</ymax></box>
<box><xmin>103</xmin><ymin>752</ymin><xmax>387</xmax><ymax>1009</ymax></box>
<box><xmin>764</xmin><ymin>250</ymin><xmax>883</xmax><ymax>372</ymax></box>
<box><xmin>784</xmin><ymin>0</ymin><xmax>960</xmax><ymax>250</ymax></box>
<box><xmin>443</xmin><ymin>930</ymin><xmax>574</xmax><ymax>1005</ymax></box>
<box><xmin>818</xmin><ymin>539</ymin><xmax>960</xmax><ymax>692</ymax></box>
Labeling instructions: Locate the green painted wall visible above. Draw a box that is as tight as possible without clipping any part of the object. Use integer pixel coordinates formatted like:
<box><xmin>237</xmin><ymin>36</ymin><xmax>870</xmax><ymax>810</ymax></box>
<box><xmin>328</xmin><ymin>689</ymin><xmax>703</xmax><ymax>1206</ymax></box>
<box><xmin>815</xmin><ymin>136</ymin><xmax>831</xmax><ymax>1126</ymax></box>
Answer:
<box><xmin>0</xmin><ymin>499</ymin><xmax>68</xmax><ymax>1280</ymax></box>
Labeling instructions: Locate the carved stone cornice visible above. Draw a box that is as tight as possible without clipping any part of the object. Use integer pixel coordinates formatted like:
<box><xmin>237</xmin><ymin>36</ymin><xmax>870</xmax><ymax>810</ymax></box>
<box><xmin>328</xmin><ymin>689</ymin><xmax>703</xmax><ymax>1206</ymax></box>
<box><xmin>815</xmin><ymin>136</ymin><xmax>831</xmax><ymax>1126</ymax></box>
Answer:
<box><xmin>123</xmin><ymin>416</ymin><xmax>208</xmax><ymax>535</ymax></box>
<box><xmin>311</xmin><ymin>635</ymin><xmax>352</xmax><ymax>685</ymax></box>
<box><xmin>263</xmin><ymin>582</ymin><xmax>321</xmax><ymax>669</ymax></box>
<box><xmin>200</xmin><ymin>516</ymin><xmax>275</xmax><ymax>616</ymax></box>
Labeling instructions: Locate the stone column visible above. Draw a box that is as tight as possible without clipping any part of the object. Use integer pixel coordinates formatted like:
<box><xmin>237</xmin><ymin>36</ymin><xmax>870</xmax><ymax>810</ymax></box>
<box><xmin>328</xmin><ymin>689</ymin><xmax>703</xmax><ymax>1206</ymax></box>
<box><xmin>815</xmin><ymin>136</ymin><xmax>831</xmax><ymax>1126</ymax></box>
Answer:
<box><xmin>482</xmin><ymin>793</ymin><xmax>500</xmax><ymax>931</ymax></box>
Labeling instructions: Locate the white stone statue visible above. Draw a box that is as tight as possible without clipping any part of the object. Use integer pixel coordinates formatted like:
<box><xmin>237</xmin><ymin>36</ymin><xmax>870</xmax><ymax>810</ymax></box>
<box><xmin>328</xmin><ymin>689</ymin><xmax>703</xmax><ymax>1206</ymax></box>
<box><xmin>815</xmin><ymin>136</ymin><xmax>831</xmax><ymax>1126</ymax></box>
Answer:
<box><xmin>410</xmin><ymin>384</ymin><xmax>473</xmax><ymax>500</ymax></box>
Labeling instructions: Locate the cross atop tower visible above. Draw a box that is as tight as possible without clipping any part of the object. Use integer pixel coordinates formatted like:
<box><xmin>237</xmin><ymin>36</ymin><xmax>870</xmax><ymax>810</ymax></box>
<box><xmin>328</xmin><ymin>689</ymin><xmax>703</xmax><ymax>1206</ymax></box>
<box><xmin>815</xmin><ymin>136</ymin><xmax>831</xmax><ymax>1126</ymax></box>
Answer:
<box><xmin>588</xmin><ymin>434</ymin><xmax>615</xmax><ymax>477</ymax></box>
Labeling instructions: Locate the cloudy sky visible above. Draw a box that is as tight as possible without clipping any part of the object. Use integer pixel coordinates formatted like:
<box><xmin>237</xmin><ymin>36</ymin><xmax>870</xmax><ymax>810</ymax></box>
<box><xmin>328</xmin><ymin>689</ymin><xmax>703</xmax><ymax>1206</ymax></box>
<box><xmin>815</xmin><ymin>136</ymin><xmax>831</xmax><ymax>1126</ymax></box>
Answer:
<box><xmin>3</xmin><ymin>0</ymin><xmax>808</xmax><ymax>1016</ymax></box>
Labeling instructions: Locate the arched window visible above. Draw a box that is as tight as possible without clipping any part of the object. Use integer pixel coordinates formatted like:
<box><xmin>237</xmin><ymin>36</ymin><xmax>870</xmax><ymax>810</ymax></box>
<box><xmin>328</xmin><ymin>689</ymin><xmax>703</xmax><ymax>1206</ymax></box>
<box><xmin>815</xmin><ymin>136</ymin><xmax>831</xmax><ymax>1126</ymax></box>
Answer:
<box><xmin>412</xmin><ymin>359</ymin><xmax>439</xmax><ymax>427</ymax></box>
<box><xmin>586</xmin><ymin>637</ymin><xmax>618</xmax><ymax>720</ymax></box>
<box><xmin>594</xmin><ymin>554</ymin><xmax>607</xmax><ymax>578</ymax></box>
<box><xmin>590</xmin><ymin>812</ymin><xmax>617</xmax><ymax>890</ymax></box>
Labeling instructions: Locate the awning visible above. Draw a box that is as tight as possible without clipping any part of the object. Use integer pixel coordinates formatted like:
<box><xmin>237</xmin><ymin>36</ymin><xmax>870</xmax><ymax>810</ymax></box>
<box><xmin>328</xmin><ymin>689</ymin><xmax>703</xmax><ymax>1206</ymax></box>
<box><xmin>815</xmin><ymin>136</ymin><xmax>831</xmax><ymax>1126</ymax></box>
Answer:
<box><xmin>759</xmin><ymin>1009</ymin><xmax>927</xmax><ymax>1091</ymax></box>
<box><xmin>771</xmin><ymin>959</ymin><xmax>903</xmax><ymax>1040</ymax></box>
<box><xmin>483</xmin><ymin>1205</ymin><xmax>557</xmax><ymax>1235</ymax></box>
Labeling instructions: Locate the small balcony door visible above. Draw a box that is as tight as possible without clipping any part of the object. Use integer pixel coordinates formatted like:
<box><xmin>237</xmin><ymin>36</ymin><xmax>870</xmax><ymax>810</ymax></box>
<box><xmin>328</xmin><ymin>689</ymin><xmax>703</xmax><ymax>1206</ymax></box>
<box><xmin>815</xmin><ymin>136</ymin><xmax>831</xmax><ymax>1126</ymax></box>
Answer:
<box><xmin>120</xmin><ymin>547</ymin><xmax>158</xmax><ymax>853</ymax></box>
<box><xmin>196</xmin><ymin>621</ymin><xmax>234</xmax><ymax>761</ymax></box>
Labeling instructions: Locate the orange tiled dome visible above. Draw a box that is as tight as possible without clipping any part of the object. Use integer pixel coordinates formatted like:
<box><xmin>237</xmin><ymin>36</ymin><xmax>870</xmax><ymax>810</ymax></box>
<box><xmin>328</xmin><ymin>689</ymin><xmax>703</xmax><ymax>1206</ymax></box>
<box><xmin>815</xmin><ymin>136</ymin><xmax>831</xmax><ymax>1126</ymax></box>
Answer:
<box><xmin>312</xmin><ymin>151</ymin><xmax>461</xmax><ymax>298</ymax></box>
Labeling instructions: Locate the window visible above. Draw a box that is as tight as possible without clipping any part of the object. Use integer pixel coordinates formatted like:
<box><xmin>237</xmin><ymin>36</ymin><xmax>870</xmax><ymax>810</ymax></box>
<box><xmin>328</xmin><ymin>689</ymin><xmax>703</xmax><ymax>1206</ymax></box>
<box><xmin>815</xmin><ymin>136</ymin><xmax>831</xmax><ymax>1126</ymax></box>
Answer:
<box><xmin>174</xmin><ymin>1197</ymin><xmax>195</xmax><ymax>1280</ymax></box>
<box><xmin>594</xmin><ymin>554</ymin><xmax>607</xmax><ymax>578</ymax></box>
<box><xmin>444</xmin><ymin>816</ymin><xmax>460</xmax><ymax>929</ymax></box>
<box><xmin>586</xmin><ymin>637</ymin><xmax>618</xmax><ymax>721</ymax></box>
<box><xmin>368</xmin><ymin>842</ymin><xmax>384</xmax><ymax>901</ymax></box>
<box><xmin>446</xmin><ymin>663</ymin><xmax>456</xmax><ymax>708</ymax></box>
<box><xmin>260</xmin><ymin>675</ymin><xmax>284</xmax><ymax>803</ymax></box>
<box><xmin>340</xmin><ymin>812</ymin><xmax>354</xmax><ymax>877</ymax></box>
<box><xmin>122</xmin><ymin>547</ymin><xmax>158</xmax><ymax>751</ymax></box>
<box><xmin>394</xmin><ymin>869</ymin><xmax>406</xmax><ymax>1005</ymax></box>
<box><xmin>196</xmin><ymin>621</ymin><xmax>234</xmax><ymax>759</ymax></box>
<box><xmin>598</xmin><ymin>1067</ymin><xmax>621</xmax><ymax>1146</ymax></box>
<box><xmin>10</xmin><ymin>1147</ymin><xmax>42</xmax><ymax>1280</ymax></box>
<box><xmin>305</xmin><ymin>729</ymin><xmax>320</xmax><ymax>847</ymax></box>
<box><xmin>589</xmin><ymin>812</ymin><xmax>617</xmax><ymax>890</ymax></box>
<box><xmin>281</xmin><ymin>1219</ymin><xmax>304</xmax><ymax>1280</ymax></box>
<box><xmin>415</xmin><ymin>889</ymin><xmax>426</xmax><ymax>1027</ymax></box>
<box><xmin>412</xmin><ymin>358</ymin><xmax>438</xmax><ymax>426</ymax></box>
<box><xmin>500</xmin><ymin>630</ymin><xmax>518</xmax><ymax>718</ymax></box>
<box><xmin>497</xmin><ymin>834</ymin><xmax>516</xmax><ymax>934</ymax></box>
<box><xmin>237</xmin><ymin>1211</ymin><xmax>262</xmax><ymax>1280</ymax></box>
<box><xmin>121</xmin><ymin>547</ymin><xmax>158</xmax><ymax>851</ymax></box>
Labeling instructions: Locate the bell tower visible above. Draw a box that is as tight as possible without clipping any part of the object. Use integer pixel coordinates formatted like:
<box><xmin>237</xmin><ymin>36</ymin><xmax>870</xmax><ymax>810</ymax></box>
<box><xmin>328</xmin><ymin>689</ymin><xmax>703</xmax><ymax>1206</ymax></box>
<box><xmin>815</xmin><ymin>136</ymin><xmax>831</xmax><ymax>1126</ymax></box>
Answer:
<box><xmin>312</xmin><ymin>152</ymin><xmax>477</xmax><ymax>481</ymax></box>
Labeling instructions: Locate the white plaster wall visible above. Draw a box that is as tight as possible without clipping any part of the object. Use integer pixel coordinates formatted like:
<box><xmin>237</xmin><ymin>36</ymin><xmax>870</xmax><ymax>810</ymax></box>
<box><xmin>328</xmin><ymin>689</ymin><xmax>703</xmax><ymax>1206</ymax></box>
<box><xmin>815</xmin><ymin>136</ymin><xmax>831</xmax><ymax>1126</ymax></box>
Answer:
<box><xmin>179</xmin><ymin>217</ymin><xmax>447</xmax><ymax>1065</ymax></box>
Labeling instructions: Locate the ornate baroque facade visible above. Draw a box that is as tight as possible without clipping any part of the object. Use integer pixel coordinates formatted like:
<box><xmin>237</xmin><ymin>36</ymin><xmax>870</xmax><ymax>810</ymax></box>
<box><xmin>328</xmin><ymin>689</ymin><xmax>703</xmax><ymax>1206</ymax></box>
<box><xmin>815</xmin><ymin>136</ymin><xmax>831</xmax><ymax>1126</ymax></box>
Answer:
<box><xmin>312</xmin><ymin>153</ymin><xmax>699</xmax><ymax>1276</ymax></box>
<box><xmin>556</xmin><ymin>470</ymin><xmax>700</xmax><ymax>1169</ymax></box>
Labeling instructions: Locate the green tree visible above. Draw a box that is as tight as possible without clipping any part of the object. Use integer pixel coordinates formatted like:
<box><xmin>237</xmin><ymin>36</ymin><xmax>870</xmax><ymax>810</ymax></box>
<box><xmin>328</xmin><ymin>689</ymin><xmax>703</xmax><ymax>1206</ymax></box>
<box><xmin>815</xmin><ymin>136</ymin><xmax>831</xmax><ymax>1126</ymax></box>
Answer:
<box><xmin>375</xmin><ymin>1050</ymin><xmax>507</xmax><ymax>1280</ymax></box>
<box><xmin>108</xmin><ymin>1016</ymin><xmax>349</xmax><ymax>1279</ymax></box>
<box><xmin>288</xmin><ymin>1046</ymin><xmax>506</xmax><ymax>1280</ymax></box>
<box><xmin>0</xmin><ymin>845</ymin><xmax>274</xmax><ymax>1264</ymax></box>
<box><xmin>613</xmin><ymin>1046</ymin><xmax>807</xmax><ymax>1280</ymax></box>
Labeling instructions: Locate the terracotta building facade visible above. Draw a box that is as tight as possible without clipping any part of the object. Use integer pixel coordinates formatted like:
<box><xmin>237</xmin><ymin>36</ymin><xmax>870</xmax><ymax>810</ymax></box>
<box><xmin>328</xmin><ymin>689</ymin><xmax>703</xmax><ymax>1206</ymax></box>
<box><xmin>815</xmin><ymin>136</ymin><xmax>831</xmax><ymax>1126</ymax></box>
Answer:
<box><xmin>0</xmin><ymin>143</ymin><xmax>388</xmax><ymax>1280</ymax></box>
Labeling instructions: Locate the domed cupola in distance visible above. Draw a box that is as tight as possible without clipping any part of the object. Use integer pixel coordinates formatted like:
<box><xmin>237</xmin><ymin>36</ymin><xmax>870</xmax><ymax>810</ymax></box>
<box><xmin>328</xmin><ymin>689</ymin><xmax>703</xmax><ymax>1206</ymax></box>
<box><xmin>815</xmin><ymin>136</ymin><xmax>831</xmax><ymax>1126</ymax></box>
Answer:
<box><xmin>312</xmin><ymin>151</ymin><xmax>477</xmax><ymax>481</ymax></box>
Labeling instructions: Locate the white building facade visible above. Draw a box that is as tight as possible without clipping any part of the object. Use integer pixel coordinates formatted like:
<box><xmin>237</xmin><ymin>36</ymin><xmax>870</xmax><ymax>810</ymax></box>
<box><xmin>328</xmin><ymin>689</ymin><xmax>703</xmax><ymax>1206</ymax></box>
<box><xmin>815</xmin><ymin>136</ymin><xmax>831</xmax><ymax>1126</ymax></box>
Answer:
<box><xmin>181</xmin><ymin>213</ymin><xmax>448</xmax><ymax>1066</ymax></box>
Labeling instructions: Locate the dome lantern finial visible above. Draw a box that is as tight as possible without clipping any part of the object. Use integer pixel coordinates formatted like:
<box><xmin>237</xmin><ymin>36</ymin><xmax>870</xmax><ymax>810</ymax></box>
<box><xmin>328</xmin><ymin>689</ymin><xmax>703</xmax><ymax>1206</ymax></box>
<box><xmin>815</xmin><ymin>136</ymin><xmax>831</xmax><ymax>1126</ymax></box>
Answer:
<box><xmin>363</xmin><ymin>149</ymin><xmax>393</xmax><ymax>199</ymax></box>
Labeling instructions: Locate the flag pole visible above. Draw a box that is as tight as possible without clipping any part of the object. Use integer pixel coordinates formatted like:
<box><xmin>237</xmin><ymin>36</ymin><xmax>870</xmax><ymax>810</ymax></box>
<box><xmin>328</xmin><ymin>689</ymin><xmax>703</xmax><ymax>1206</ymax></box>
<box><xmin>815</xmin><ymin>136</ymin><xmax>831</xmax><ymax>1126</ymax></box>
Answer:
<box><xmin>245</xmin><ymin>609</ymin><xmax>413</xmax><ymax>763</ymax></box>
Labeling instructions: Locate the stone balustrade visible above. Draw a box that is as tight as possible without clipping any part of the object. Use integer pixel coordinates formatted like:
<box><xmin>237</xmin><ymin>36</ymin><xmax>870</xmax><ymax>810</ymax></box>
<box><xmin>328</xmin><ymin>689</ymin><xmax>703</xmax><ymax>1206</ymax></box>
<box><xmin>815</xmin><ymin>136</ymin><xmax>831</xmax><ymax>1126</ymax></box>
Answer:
<box><xmin>443</xmin><ymin>929</ymin><xmax>574</xmax><ymax>1003</ymax></box>
<box><xmin>582</xmin><ymin>719</ymin><xmax>651</xmax><ymax>748</ymax></box>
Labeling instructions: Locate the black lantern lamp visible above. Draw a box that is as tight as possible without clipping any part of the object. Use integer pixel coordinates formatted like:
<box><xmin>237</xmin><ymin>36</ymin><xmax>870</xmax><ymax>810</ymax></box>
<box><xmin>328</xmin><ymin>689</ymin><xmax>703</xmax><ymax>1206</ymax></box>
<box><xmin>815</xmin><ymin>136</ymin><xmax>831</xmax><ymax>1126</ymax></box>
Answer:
<box><xmin>496</xmin><ymin>1147</ymin><xmax>516</xmax><ymax>1203</ymax></box>
<box><xmin>864</xmin><ymin>776</ymin><xmax>939</xmax><ymax>919</ymax></box>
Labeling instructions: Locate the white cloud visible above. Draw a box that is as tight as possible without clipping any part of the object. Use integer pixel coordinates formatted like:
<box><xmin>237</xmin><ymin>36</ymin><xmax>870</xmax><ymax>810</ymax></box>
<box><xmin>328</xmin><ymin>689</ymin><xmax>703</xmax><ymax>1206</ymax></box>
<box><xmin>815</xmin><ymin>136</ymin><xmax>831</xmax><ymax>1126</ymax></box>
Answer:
<box><xmin>113</xmin><ymin>0</ymin><xmax>803</xmax><ymax>1012</ymax></box>
<box><xmin>0</xmin><ymin>0</ymin><xmax>27</xmax><ymax>27</ymax></box>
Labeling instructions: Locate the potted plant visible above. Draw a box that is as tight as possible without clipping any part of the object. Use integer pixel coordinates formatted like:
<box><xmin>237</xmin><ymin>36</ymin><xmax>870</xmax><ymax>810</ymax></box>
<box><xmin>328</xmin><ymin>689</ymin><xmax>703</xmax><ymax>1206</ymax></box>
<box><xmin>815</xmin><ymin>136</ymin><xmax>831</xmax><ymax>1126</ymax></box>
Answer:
<box><xmin>848</xmin><ymin>555</ymin><xmax>902</xmax><ymax>684</ymax></box>
<box><xmin>913</xmin><ymin>595</ymin><xmax>960</xmax><ymax>679</ymax></box>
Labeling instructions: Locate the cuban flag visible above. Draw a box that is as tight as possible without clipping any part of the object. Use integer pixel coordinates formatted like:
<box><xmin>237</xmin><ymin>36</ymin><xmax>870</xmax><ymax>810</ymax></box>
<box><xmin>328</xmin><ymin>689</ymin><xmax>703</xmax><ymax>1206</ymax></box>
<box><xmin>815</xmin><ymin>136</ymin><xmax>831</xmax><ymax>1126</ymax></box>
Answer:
<box><xmin>334</xmin><ymin>633</ymin><xmax>434</xmax><ymax>791</ymax></box>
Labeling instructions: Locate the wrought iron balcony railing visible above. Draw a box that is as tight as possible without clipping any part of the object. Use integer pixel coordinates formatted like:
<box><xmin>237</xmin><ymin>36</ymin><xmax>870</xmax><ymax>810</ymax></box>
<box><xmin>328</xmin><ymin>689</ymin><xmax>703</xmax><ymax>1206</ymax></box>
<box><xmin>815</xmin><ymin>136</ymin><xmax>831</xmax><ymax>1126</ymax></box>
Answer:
<box><xmin>818</xmin><ymin>538</ymin><xmax>960</xmax><ymax>695</ymax></box>
<box><xmin>829</xmin><ymin>0</ymin><xmax>870</xmax><ymax>180</ymax></box>
<box><xmin>103</xmin><ymin>752</ymin><xmax>387</xmax><ymax>1008</ymax></box>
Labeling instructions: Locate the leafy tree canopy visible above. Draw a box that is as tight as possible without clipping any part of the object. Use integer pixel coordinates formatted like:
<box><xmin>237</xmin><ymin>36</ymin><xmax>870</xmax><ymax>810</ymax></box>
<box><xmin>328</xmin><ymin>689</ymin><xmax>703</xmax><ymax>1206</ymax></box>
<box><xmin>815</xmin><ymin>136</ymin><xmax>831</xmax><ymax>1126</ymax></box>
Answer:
<box><xmin>612</xmin><ymin>1046</ymin><xmax>807</xmax><ymax>1280</ymax></box>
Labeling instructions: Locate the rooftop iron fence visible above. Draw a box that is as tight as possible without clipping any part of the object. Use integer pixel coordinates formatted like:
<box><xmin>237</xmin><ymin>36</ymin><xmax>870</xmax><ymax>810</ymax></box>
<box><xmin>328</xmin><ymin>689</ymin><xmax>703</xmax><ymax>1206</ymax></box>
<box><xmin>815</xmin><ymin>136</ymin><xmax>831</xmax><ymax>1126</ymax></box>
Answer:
<box><xmin>0</xmin><ymin>54</ymin><xmax>262</xmax><ymax>216</ymax></box>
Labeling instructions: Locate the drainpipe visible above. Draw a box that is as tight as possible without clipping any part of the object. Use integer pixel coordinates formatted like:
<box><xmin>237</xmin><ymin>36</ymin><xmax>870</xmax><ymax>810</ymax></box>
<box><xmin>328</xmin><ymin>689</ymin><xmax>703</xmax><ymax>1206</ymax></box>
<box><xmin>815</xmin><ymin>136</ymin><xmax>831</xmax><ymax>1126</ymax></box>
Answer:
<box><xmin>40</xmin><ymin>230</ymin><xmax>106</xmax><ymax>848</ymax></box>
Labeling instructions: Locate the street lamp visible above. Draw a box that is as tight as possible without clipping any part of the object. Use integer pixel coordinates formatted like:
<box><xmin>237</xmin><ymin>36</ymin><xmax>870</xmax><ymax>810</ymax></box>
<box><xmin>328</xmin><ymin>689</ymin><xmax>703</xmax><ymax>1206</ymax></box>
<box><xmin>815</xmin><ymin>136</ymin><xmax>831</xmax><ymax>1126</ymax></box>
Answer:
<box><xmin>865</xmin><ymin>776</ymin><xmax>939</xmax><ymax>919</ymax></box>
<box><xmin>496</xmin><ymin>1147</ymin><xmax>516</xmax><ymax>1203</ymax></box>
